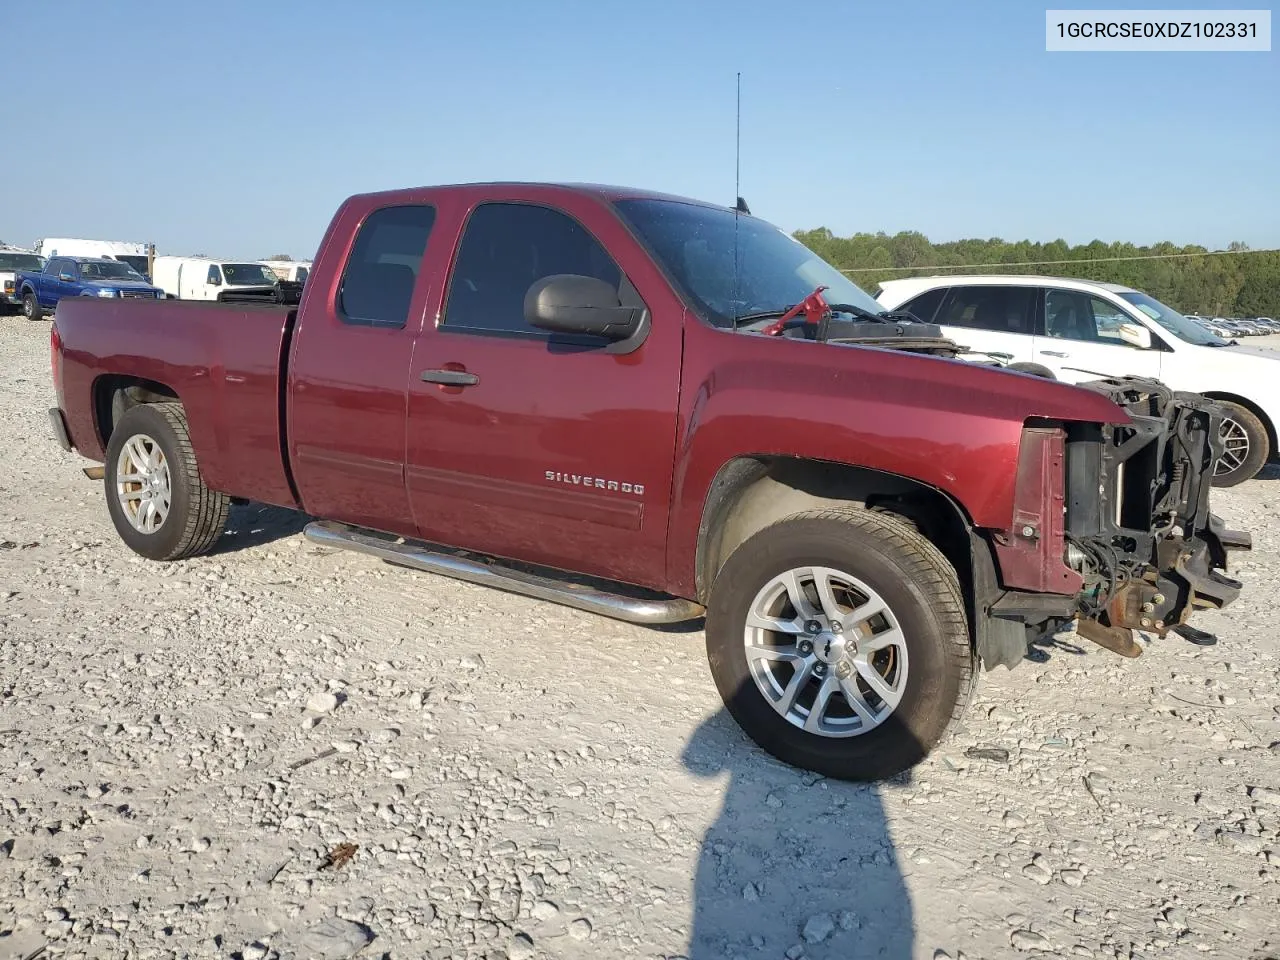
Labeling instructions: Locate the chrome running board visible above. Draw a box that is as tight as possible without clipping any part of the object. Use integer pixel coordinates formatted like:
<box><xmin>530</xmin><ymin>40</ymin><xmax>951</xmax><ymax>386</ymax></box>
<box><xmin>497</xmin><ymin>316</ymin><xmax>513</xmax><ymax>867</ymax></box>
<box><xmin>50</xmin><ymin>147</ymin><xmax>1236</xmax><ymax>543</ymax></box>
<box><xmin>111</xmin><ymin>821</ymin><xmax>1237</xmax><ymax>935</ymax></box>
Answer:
<box><xmin>303</xmin><ymin>520</ymin><xmax>705</xmax><ymax>625</ymax></box>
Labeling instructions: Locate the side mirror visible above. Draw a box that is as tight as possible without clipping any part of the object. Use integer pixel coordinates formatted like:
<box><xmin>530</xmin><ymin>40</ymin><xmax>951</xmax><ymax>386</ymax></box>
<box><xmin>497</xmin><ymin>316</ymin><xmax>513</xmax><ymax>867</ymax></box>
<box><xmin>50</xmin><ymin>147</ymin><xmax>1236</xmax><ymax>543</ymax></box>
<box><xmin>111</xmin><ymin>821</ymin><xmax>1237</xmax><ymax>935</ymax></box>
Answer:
<box><xmin>1118</xmin><ymin>322</ymin><xmax>1152</xmax><ymax>349</ymax></box>
<box><xmin>209</xmin><ymin>276</ymin><xmax>222</xmax><ymax>286</ymax></box>
<box><xmin>58</xmin><ymin>273</ymin><xmax>74</xmax><ymax>282</ymax></box>
<box><xmin>524</xmin><ymin>274</ymin><xmax>642</xmax><ymax>340</ymax></box>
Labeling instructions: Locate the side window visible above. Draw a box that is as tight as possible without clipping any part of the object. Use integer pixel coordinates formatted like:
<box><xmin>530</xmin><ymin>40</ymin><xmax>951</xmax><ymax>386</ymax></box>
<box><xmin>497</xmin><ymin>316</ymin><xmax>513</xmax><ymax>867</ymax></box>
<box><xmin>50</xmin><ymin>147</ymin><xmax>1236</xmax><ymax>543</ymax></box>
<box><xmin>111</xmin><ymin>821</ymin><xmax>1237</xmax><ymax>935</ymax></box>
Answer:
<box><xmin>207</xmin><ymin>265</ymin><xmax>222</xmax><ymax>285</ymax></box>
<box><xmin>442</xmin><ymin>202</ymin><xmax>623</xmax><ymax>337</ymax></box>
<box><xmin>938</xmin><ymin>285</ymin><xmax>1036</xmax><ymax>335</ymax></box>
<box><xmin>897</xmin><ymin>287</ymin><xmax>946</xmax><ymax>323</ymax></box>
<box><xmin>1044</xmin><ymin>290</ymin><xmax>1145</xmax><ymax>346</ymax></box>
<box><xmin>337</xmin><ymin>204</ymin><xmax>437</xmax><ymax>328</ymax></box>
<box><xmin>48</xmin><ymin>258</ymin><xmax>68</xmax><ymax>276</ymax></box>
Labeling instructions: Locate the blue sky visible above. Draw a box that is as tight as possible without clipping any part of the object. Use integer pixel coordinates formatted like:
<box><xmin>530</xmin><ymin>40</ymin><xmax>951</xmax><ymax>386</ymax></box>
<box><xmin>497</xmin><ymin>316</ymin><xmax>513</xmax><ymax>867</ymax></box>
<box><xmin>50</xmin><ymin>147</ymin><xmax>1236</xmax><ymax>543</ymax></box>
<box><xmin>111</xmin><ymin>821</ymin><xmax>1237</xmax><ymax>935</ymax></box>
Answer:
<box><xmin>5</xmin><ymin>0</ymin><xmax>1276</xmax><ymax>259</ymax></box>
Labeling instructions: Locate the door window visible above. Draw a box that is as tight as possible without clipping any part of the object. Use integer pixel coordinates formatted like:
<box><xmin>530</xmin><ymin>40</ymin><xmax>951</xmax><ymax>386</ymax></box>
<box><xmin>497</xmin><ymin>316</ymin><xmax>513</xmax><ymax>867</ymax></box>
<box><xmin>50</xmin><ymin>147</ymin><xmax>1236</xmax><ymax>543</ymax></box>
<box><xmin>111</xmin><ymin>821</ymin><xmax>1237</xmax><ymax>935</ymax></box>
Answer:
<box><xmin>337</xmin><ymin>204</ymin><xmax>437</xmax><ymax>328</ymax></box>
<box><xmin>895</xmin><ymin>287</ymin><xmax>947</xmax><ymax>323</ymax></box>
<box><xmin>937</xmin><ymin>286</ymin><xmax>1036</xmax><ymax>335</ymax></box>
<box><xmin>207</xmin><ymin>264</ymin><xmax>223</xmax><ymax>285</ymax></box>
<box><xmin>442</xmin><ymin>202</ymin><xmax>624</xmax><ymax>338</ymax></box>
<box><xmin>1044</xmin><ymin>290</ymin><xmax>1148</xmax><ymax>347</ymax></box>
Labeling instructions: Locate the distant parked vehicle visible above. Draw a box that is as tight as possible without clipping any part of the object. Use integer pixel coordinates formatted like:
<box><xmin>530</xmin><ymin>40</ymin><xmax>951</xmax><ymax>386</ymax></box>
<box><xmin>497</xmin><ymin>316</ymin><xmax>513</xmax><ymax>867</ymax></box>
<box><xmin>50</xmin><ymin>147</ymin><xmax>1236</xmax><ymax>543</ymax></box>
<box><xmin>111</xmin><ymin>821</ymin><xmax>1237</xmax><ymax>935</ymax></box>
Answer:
<box><xmin>876</xmin><ymin>273</ymin><xmax>1280</xmax><ymax>485</ymax></box>
<box><xmin>151</xmin><ymin>256</ymin><xmax>302</xmax><ymax>305</ymax></box>
<box><xmin>34</xmin><ymin>238</ymin><xmax>151</xmax><ymax>279</ymax></box>
<box><xmin>1</xmin><ymin>246</ymin><xmax>45</xmax><ymax>312</ymax></box>
<box><xmin>15</xmin><ymin>256</ymin><xmax>163</xmax><ymax>320</ymax></box>
<box><xmin>258</xmin><ymin>260</ymin><xmax>312</xmax><ymax>284</ymax></box>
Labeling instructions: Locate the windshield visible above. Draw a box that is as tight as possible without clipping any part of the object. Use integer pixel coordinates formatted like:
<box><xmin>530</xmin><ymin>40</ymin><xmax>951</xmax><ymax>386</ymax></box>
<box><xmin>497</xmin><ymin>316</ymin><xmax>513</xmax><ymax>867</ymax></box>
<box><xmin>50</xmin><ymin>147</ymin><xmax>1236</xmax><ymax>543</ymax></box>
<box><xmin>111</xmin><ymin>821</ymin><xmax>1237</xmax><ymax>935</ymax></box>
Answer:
<box><xmin>222</xmin><ymin>263</ymin><xmax>280</xmax><ymax>285</ymax></box>
<box><xmin>0</xmin><ymin>253</ymin><xmax>44</xmax><ymax>272</ymax></box>
<box><xmin>79</xmin><ymin>260</ymin><xmax>146</xmax><ymax>280</ymax></box>
<box><xmin>613</xmin><ymin>199</ymin><xmax>886</xmax><ymax>326</ymax></box>
<box><xmin>1117</xmin><ymin>291</ymin><xmax>1226</xmax><ymax>346</ymax></box>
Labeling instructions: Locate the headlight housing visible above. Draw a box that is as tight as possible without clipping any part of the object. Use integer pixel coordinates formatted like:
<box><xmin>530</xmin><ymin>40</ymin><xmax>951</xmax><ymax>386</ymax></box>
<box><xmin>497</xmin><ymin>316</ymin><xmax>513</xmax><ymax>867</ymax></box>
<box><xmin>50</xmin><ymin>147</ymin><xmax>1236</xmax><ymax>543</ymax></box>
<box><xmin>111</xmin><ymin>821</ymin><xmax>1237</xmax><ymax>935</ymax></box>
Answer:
<box><xmin>96</xmin><ymin>288</ymin><xmax>118</xmax><ymax>298</ymax></box>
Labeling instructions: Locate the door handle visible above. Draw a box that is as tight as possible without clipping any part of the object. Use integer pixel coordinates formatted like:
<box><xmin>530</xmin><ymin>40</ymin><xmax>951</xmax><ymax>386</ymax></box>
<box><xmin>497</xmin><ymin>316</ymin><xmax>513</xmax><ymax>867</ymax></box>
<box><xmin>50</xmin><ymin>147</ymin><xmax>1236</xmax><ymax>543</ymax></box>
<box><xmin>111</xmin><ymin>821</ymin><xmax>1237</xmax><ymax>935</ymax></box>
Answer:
<box><xmin>1040</xmin><ymin>350</ymin><xmax>1069</xmax><ymax>358</ymax></box>
<box><xmin>420</xmin><ymin>368</ymin><xmax>479</xmax><ymax>387</ymax></box>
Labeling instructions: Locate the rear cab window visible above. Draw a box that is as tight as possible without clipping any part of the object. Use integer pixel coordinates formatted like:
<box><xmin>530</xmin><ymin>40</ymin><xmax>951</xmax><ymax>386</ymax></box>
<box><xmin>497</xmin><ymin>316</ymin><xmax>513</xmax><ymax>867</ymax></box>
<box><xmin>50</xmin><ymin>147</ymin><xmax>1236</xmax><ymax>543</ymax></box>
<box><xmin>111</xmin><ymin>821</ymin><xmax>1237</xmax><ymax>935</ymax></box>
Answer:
<box><xmin>337</xmin><ymin>204</ymin><xmax>438</xmax><ymax>328</ymax></box>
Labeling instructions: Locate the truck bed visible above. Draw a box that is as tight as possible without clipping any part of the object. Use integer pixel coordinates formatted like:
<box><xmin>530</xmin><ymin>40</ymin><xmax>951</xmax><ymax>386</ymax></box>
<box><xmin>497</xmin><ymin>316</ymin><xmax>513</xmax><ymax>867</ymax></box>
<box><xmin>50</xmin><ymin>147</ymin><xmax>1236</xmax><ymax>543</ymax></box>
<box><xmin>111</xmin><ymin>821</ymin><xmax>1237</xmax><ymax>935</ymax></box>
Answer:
<box><xmin>52</xmin><ymin>297</ymin><xmax>300</xmax><ymax>509</ymax></box>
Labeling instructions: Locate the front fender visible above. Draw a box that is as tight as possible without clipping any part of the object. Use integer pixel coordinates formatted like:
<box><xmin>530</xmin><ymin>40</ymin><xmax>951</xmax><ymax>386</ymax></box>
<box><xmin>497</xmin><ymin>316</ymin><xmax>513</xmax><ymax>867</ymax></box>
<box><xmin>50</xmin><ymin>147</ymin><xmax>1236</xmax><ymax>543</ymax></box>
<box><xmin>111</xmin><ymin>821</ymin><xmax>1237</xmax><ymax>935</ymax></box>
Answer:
<box><xmin>665</xmin><ymin>324</ymin><xmax>1130</xmax><ymax>597</ymax></box>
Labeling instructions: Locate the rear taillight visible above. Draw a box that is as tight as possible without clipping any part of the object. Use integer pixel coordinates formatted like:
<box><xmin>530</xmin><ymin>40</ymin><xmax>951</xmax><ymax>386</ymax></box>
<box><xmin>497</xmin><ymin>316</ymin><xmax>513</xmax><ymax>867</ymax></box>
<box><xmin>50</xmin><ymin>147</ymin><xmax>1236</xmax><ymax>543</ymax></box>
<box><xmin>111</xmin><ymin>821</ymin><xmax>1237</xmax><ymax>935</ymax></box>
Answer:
<box><xmin>50</xmin><ymin>325</ymin><xmax>62</xmax><ymax>394</ymax></box>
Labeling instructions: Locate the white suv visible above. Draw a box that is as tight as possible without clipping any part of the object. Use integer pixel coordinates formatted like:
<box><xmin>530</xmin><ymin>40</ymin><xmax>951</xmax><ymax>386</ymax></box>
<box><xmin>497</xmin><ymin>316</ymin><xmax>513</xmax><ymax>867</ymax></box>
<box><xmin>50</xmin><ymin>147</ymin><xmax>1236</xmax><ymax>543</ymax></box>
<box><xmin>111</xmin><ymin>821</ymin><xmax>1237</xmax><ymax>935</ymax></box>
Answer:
<box><xmin>875</xmin><ymin>274</ymin><xmax>1280</xmax><ymax>486</ymax></box>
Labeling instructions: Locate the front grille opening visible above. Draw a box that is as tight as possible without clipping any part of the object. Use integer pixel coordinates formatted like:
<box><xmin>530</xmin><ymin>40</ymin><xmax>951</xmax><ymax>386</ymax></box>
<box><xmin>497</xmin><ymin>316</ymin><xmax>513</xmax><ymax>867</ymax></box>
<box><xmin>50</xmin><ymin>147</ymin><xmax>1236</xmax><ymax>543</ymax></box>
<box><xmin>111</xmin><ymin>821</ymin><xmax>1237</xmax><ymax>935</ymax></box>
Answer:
<box><xmin>1117</xmin><ymin>428</ymin><xmax>1158</xmax><ymax>531</ymax></box>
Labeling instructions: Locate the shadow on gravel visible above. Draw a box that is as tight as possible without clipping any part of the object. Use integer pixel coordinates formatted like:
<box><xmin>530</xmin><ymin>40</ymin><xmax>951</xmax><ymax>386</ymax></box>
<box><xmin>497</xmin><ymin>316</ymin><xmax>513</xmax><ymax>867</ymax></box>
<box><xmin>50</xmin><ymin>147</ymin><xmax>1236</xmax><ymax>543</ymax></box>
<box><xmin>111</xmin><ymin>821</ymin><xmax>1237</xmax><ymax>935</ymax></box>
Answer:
<box><xmin>212</xmin><ymin>502</ymin><xmax>310</xmax><ymax>555</ymax></box>
<box><xmin>681</xmin><ymin>710</ymin><xmax>914</xmax><ymax>959</ymax></box>
<box><xmin>1251</xmin><ymin>463</ymin><xmax>1280</xmax><ymax>481</ymax></box>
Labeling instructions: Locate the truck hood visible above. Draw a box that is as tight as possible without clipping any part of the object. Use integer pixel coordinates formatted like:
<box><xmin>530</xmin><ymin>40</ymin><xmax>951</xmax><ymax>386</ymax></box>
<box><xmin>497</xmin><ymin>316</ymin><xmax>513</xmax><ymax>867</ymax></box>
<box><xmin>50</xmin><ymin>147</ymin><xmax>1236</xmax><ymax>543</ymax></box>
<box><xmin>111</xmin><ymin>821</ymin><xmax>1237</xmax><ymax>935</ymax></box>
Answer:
<box><xmin>805</xmin><ymin>335</ymin><xmax>1132</xmax><ymax>426</ymax></box>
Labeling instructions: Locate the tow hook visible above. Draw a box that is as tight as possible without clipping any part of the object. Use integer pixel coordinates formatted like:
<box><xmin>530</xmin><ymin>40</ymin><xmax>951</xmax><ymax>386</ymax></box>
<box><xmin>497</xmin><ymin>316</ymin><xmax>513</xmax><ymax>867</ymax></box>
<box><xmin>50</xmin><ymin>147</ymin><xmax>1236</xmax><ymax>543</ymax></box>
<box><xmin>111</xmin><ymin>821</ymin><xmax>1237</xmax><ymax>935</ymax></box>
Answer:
<box><xmin>1170</xmin><ymin>623</ymin><xmax>1218</xmax><ymax>646</ymax></box>
<box><xmin>1074</xmin><ymin>618</ymin><xmax>1144</xmax><ymax>658</ymax></box>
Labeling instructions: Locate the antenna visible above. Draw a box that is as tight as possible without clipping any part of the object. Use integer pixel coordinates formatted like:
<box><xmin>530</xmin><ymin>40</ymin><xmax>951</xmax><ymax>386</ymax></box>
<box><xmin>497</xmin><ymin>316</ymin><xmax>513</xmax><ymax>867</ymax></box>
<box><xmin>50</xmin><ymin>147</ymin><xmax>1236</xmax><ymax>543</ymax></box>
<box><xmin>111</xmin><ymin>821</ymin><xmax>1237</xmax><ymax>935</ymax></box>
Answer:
<box><xmin>732</xmin><ymin>72</ymin><xmax>743</xmax><ymax>328</ymax></box>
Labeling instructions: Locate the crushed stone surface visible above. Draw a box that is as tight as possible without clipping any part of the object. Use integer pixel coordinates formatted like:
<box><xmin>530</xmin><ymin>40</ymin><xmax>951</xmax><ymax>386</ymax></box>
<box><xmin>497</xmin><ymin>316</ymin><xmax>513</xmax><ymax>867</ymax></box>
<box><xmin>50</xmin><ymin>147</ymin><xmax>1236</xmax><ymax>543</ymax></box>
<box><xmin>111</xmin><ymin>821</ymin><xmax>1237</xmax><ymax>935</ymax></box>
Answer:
<box><xmin>2</xmin><ymin>317</ymin><xmax>1278</xmax><ymax>959</ymax></box>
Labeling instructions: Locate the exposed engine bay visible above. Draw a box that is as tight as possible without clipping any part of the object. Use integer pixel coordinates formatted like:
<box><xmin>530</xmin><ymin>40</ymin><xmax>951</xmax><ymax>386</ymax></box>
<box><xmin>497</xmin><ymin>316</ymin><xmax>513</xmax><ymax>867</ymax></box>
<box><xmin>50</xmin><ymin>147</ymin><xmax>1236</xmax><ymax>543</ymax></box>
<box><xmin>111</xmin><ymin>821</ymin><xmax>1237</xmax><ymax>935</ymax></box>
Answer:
<box><xmin>1057</xmin><ymin>376</ymin><xmax>1249</xmax><ymax>655</ymax></box>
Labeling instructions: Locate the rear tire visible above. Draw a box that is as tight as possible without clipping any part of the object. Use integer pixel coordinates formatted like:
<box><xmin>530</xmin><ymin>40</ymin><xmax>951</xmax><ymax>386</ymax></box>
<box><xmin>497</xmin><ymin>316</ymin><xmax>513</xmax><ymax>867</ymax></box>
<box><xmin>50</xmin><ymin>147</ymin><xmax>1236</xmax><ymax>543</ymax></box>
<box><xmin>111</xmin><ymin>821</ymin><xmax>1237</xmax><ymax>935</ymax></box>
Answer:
<box><xmin>1211</xmin><ymin>401</ymin><xmax>1268</xmax><ymax>487</ymax></box>
<box><xmin>1005</xmin><ymin>361</ymin><xmax>1056</xmax><ymax>379</ymax></box>
<box><xmin>704</xmin><ymin>506</ymin><xmax>977</xmax><ymax>782</ymax></box>
<box><xmin>22</xmin><ymin>291</ymin><xmax>42</xmax><ymax>321</ymax></box>
<box><xmin>104</xmin><ymin>402</ymin><xmax>229</xmax><ymax>560</ymax></box>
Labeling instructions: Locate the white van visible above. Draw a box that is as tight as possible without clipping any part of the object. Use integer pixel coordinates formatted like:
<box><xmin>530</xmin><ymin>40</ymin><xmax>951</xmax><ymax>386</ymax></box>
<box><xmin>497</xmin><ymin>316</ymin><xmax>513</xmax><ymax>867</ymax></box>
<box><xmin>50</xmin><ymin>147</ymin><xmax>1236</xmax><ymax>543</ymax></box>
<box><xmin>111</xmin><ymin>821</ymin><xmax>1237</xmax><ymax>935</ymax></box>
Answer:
<box><xmin>258</xmin><ymin>260</ymin><xmax>312</xmax><ymax>284</ymax></box>
<box><xmin>875</xmin><ymin>274</ymin><xmax>1280</xmax><ymax>487</ymax></box>
<box><xmin>34</xmin><ymin>238</ymin><xmax>150</xmax><ymax>277</ymax></box>
<box><xmin>151</xmin><ymin>256</ymin><xmax>291</xmax><ymax>303</ymax></box>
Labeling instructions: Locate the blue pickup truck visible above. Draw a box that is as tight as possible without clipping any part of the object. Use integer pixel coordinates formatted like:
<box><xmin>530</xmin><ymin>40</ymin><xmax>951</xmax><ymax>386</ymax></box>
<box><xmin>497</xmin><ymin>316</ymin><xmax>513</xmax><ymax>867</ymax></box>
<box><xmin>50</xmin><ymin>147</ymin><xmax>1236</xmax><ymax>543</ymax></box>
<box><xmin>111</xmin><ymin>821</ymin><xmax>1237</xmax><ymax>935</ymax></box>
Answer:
<box><xmin>17</xmin><ymin>255</ymin><xmax>164</xmax><ymax>320</ymax></box>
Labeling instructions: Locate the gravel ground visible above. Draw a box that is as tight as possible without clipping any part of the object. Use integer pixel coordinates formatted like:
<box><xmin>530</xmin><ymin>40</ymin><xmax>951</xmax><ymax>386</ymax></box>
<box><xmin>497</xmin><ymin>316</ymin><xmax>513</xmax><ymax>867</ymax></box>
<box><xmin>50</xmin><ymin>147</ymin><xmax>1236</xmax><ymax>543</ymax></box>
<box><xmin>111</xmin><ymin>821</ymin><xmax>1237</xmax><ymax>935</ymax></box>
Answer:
<box><xmin>2</xmin><ymin>315</ymin><xmax>1278</xmax><ymax>960</ymax></box>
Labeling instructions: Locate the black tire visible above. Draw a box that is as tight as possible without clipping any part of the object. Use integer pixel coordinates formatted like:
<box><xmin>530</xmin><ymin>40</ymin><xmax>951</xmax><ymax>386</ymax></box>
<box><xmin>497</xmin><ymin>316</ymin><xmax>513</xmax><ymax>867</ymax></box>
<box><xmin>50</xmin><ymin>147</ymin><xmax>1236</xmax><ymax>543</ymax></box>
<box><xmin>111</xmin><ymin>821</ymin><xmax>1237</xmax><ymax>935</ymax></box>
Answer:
<box><xmin>1211</xmin><ymin>401</ymin><xmax>1268</xmax><ymax>487</ymax></box>
<box><xmin>705</xmin><ymin>506</ymin><xmax>977</xmax><ymax>782</ymax></box>
<box><xmin>1005</xmin><ymin>361</ymin><xmax>1056</xmax><ymax>379</ymax></box>
<box><xmin>103</xmin><ymin>402</ymin><xmax>230</xmax><ymax>561</ymax></box>
<box><xmin>22</xmin><ymin>290</ymin><xmax>42</xmax><ymax>321</ymax></box>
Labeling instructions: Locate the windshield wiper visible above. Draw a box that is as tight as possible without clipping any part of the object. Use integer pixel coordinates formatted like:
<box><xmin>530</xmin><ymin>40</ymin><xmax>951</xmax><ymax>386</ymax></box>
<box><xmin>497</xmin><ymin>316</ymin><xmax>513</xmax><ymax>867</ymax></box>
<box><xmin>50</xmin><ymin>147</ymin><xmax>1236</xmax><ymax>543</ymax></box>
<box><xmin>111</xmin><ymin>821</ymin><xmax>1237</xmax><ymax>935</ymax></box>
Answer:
<box><xmin>736</xmin><ymin>301</ymin><xmax>895</xmax><ymax>327</ymax></box>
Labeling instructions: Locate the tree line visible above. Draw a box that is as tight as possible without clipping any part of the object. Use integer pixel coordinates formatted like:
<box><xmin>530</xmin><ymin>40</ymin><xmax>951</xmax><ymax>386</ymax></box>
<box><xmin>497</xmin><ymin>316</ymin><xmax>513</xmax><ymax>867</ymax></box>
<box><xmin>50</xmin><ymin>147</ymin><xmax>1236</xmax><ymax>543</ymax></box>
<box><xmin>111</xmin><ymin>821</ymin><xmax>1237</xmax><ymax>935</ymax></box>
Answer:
<box><xmin>793</xmin><ymin>228</ymin><xmax>1280</xmax><ymax>318</ymax></box>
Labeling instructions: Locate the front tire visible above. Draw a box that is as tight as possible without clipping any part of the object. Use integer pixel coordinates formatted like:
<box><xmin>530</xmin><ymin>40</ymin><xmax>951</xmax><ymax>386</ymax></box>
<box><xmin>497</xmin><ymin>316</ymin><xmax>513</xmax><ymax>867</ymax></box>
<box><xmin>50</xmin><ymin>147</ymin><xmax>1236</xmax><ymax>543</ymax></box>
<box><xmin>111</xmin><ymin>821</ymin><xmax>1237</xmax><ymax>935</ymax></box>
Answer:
<box><xmin>1212</xmin><ymin>402</ymin><xmax>1268</xmax><ymax>487</ymax></box>
<box><xmin>704</xmin><ymin>507</ymin><xmax>976</xmax><ymax>782</ymax></box>
<box><xmin>22</xmin><ymin>291</ymin><xmax>42</xmax><ymax>321</ymax></box>
<box><xmin>104</xmin><ymin>402</ymin><xmax>229</xmax><ymax>560</ymax></box>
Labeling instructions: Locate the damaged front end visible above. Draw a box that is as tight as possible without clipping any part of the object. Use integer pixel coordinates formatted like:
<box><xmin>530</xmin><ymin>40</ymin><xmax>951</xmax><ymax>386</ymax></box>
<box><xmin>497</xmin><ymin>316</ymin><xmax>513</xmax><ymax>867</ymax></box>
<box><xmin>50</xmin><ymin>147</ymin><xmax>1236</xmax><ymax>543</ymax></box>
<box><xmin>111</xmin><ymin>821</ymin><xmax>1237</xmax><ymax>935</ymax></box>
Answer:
<box><xmin>978</xmin><ymin>376</ymin><xmax>1250</xmax><ymax>669</ymax></box>
<box><xmin>1062</xmin><ymin>377</ymin><xmax>1249</xmax><ymax>654</ymax></box>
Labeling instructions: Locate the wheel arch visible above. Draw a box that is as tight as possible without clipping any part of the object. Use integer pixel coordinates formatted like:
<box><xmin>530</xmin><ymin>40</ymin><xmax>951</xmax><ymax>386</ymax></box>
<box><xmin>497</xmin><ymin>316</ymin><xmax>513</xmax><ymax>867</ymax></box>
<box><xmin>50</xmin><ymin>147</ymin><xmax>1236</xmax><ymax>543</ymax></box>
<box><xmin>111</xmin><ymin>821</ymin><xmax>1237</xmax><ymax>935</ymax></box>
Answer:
<box><xmin>694</xmin><ymin>455</ymin><xmax>978</xmax><ymax>603</ymax></box>
<box><xmin>694</xmin><ymin>454</ymin><xmax>1031</xmax><ymax>672</ymax></box>
<box><xmin>1201</xmin><ymin>391</ymin><xmax>1277</xmax><ymax>461</ymax></box>
<box><xmin>92</xmin><ymin>374</ymin><xmax>181</xmax><ymax>450</ymax></box>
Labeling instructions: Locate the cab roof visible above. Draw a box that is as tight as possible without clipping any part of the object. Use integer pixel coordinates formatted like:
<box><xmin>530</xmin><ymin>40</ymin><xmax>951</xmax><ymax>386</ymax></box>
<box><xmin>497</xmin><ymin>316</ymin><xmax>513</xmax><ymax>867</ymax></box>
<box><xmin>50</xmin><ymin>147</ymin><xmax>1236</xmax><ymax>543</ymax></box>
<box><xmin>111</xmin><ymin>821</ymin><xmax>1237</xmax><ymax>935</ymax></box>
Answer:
<box><xmin>345</xmin><ymin>181</ymin><xmax>735</xmax><ymax>212</ymax></box>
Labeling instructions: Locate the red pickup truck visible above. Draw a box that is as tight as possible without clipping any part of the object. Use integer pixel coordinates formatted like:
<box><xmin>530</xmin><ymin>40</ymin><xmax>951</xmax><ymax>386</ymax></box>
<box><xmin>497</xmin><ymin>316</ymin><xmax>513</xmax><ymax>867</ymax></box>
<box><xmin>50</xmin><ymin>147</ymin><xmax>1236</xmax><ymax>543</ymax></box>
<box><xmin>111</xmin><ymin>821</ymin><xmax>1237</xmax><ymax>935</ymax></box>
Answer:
<box><xmin>47</xmin><ymin>182</ymin><xmax>1249</xmax><ymax>781</ymax></box>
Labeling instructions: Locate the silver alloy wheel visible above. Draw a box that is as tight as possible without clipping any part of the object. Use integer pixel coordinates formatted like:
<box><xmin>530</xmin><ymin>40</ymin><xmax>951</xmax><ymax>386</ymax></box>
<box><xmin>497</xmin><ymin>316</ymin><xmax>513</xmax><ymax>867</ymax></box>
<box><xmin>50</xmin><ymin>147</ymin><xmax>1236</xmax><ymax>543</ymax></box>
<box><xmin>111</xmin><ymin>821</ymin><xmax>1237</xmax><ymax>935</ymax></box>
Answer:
<box><xmin>115</xmin><ymin>433</ymin><xmax>172</xmax><ymax>534</ymax></box>
<box><xmin>743</xmin><ymin>566</ymin><xmax>909</xmax><ymax>737</ymax></box>
<box><xmin>1216</xmin><ymin>417</ymin><xmax>1250</xmax><ymax>476</ymax></box>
